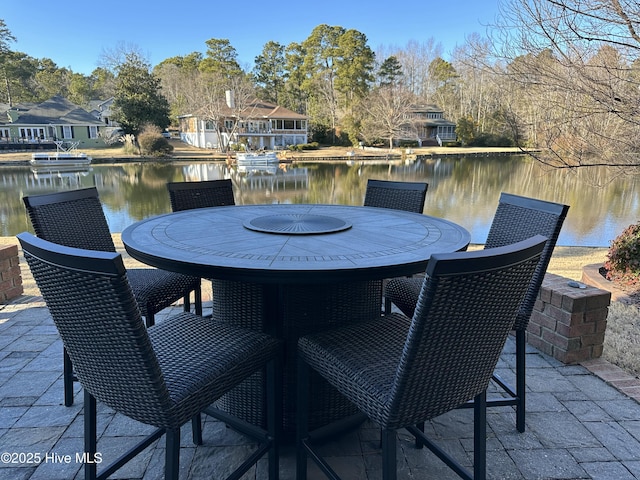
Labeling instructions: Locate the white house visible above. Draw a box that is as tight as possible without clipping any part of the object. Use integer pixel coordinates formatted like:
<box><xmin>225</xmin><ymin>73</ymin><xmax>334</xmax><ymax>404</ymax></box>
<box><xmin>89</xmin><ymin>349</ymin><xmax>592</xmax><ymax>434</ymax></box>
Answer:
<box><xmin>178</xmin><ymin>92</ymin><xmax>308</xmax><ymax>151</ymax></box>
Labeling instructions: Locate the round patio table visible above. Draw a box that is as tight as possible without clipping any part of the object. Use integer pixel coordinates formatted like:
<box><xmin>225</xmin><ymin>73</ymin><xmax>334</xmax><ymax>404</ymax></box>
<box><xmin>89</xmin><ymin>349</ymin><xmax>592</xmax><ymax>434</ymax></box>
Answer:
<box><xmin>122</xmin><ymin>204</ymin><xmax>470</xmax><ymax>436</ymax></box>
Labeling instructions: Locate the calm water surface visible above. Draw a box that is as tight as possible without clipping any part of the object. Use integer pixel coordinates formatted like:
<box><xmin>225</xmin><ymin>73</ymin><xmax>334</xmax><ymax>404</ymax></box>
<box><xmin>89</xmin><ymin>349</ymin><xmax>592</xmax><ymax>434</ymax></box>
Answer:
<box><xmin>1</xmin><ymin>155</ymin><xmax>638</xmax><ymax>246</ymax></box>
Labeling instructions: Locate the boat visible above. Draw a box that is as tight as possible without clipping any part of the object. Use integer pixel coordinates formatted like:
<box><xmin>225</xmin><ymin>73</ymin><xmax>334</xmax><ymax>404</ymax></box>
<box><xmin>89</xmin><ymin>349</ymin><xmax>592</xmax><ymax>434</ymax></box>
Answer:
<box><xmin>30</xmin><ymin>141</ymin><xmax>92</xmax><ymax>166</ymax></box>
<box><xmin>30</xmin><ymin>151</ymin><xmax>91</xmax><ymax>166</ymax></box>
<box><xmin>235</xmin><ymin>151</ymin><xmax>279</xmax><ymax>168</ymax></box>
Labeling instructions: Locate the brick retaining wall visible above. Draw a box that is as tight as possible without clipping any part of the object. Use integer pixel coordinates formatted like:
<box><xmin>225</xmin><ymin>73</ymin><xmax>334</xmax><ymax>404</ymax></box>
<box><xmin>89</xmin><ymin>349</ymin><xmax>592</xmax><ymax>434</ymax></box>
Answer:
<box><xmin>0</xmin><ymin>244</ymin><xmax>23</xmax><ymax>303</ymax></box>
<box><xmin>527</xmin><ymin>273</ymin><xmax>611</xmax><ymax>364</ymax></box>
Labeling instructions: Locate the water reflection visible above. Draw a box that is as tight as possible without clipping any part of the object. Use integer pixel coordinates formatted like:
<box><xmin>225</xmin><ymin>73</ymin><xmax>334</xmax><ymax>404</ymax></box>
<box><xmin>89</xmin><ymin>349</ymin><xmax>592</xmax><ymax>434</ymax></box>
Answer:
<box><xmin>1</xmin><ymin>155</ymin><xmax>638</xmax><ymax>247</ymax></box>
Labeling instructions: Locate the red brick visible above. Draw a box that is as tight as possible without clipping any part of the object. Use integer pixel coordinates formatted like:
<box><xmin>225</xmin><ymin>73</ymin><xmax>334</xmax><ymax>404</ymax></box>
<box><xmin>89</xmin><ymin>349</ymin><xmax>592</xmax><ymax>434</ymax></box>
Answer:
<box><xmin>3</xmin><ymin>284</ymin><xmax>23</xmax><ymax>301</ymax></box>
<box><xmin>561</xmin><ymin>292</ymin><xmax>587</xmax><ymax>312</ymax></box>
<box><xmin>546</xmin><ymin>304</ymin><xmax>572</xmax><ymax>323</ymax></box>
<box><xmin>591</xmin><ymin>344</ymin><xmax>604</xmax><ymax>358</ymax></box>
<box><xmin>0</xmin><ymin>244</ymin><xmax>18</xmax><ymax>261</ymax></box>
<box><xmin>593</xmin><ymin>320</ymin><xmax>608</xmax><ymax>334</ymax></box>
<box><xmin>527</xmin><ymin>322</ymin><xmax>542</xmax><ymax>336</ymax></box>
<box><xmin>566</xmin><ymin>323</ymin><xmax>596</xmax><ymax>338</ymax></box>
<box><xmin>581</xmin><ymin>332</ymin><xmax>605</xmax><ymax>347</ymax></box>
<box><xmin>539</xmin><ymin>287</ymin><xmax>552</xmax><ymax>304</ymax></box>
<box><xmin>584</xmin><ymin>309</ymin><xmax>609</xmax><ymax>324</ymax></box>
<box><xmin>562</xmin><ymin>348</ymin><xmax>594</xmax><ymax>364</ymax></box>
<box><xmin>585</xmin><ymin>292</ymin><xmax>612</xmax><ymax>309</ymax></box>
<box><xmin>550</xmin><ymin>290</ymin><xmax>565</xmax><ymax>308</ymax></box>
<box><xmin>0</xmin><ymin>258</ymin><xmax>10</xmax><ymax>272</ymax></box>
<box><xmin>1</xmin><ymin>266</ymin><xmax>21</xmax><ymax>281</ymax></box>
<box><xmin>533</xmin><ymin>313</ymin><xmax>557</xmax><ymax>330</ymax></box>
<box><xmin>542</xmin><ymin>330</ymin><xmax>569</xmax><ymax>349</ymax></box>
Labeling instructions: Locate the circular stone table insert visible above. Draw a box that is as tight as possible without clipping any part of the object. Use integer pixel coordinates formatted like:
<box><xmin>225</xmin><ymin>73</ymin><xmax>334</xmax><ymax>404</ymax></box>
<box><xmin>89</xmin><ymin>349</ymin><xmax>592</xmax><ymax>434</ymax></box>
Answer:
<box><xmin>243</xmin><ymin>213</ymin><xmax>352</xmax><ymax>234</ymax></box>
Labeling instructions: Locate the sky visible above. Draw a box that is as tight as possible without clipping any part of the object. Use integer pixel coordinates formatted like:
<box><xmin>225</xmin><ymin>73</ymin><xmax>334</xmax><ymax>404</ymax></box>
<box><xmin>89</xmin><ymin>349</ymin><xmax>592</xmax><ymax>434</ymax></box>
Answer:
<box><xmin>3</xmin><ymin>0</ymin><xmax>500</xmax><ymax>75</ymax></box>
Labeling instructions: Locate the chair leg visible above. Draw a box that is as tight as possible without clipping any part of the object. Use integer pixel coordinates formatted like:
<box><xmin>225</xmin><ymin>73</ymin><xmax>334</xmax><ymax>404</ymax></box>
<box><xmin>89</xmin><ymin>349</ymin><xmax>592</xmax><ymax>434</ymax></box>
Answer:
<box><xmin>63</xmin><ymin>348</ymin><xmax>74</xmax><ymax>407</ymax></box>
<box><xmin>515</xmin><ymin>329</ymin><xmax>526</xmax><ymax>433</ymax></box>
<box><xmin>414</xmin><ymin>422</ymin><xmax>424</xmax><ymax>449</ymax></box>
<box><xmin>84</xmin><ymin>390</ymin><xmax>97</xmax><ymax>480</ymax></box>
<box><xmin>194</xmin><ymin>283</ymin><xmax>202</xmax><ymax>316</ymax></box>
<box><xmin>266</xmin><ymin>355</ymin><xmax>280</xmax><ymax>480</ymax></box>
<box><xmin>145</xmin><ymin>306</ymin><xmax>155</xmax><ymax>328</ymax></box>
<box><xmin>296</xmin><ymin>358</ymin><xmax>310</xmax><ymax>480</ymax></box>
<box><xmin>381</xmin><ymin>429</ymin><xmax>397</xmax><ymax>480</ymax></box>
<box><xmin>191</xmin><ymin>414</ymin><xmax>202</xmax><ymax>445</ymax></box>
<box><xmin>474</xmin><ymin>391</ymin><xmax>487</xmax><ymax>480</ymax></box>
<box><xmin>165</xmin><ymin>428</ymin><xmax>181</xmax><ymax>480</ymax></box>
<box><xmin>183</xmin><ymin>292</ymin><xmax>190</xmax><ymax>313</ymax></box>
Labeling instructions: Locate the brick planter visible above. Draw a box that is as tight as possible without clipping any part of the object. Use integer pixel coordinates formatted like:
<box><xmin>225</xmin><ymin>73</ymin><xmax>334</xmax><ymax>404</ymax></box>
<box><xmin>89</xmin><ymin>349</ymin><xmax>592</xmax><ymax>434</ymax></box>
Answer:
<box><xmin>527</xmin><ymin>273</ymin><xmax>611</xmax><ymax>364</ymax></box>
<box><xmin>0</xmin><ymin>244</ymin><xmax>23</xmax><ymax>303</ymax></box>
<box><xmin>581</xmin><ymin>263</ymin><xmax>636</xmax><ymax>304</ymax></box>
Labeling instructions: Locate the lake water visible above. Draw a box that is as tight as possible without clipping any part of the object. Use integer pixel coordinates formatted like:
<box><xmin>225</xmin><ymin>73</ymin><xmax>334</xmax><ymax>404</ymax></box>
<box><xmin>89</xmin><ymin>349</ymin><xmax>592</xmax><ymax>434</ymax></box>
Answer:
<box><xmin>1</xmin><ymin>155</ymin><xmax>638</xmax><ymax>247</ymax></box>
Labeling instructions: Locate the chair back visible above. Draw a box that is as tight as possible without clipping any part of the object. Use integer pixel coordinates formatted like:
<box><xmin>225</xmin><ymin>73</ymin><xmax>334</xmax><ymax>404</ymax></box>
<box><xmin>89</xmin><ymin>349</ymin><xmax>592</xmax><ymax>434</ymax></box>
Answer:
<box><xmin>17</xmin><ymin>232</ymin><xmax>173</xmax><ymax>424</ymax></box>
<box><xmin>167</xmin><ymin>179</ymin><xmax>235</xmax><ymax>211</ymax></box>
<box><xmin>23</xmin><ymin>187</ymin><xmax>116</xmax><ymax>253</ymax></box>
<box><xmin>388</xmin><ymin>235</ymin><xmax>547</xmax><ymax>428</ymax></box>
<box><xmin>485</xmin><ymin>193</ymin><xmax>569</xmax><ymax>329</ymax></box>
<box><xmin>363</xmin><ymin>179</ymin><xmax>428</xmax><ymax>213</ymax></box>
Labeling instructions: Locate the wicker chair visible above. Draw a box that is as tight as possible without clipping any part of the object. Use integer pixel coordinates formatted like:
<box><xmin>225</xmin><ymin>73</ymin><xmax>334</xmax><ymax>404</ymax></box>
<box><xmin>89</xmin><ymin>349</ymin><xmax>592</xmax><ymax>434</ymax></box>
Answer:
<box><xmin>384</xmin><ymin>192</ymin><xmax>569</xmax><ymax>433</ymax></box>
<box><xmin>363</xmin><ymin>179</ymin><xmax>428</xmax><ymax>212</ymax></box>
<box><xmin>167</xmin><ymin>179</ymin><xmax>235</xmax><ymax>211</ymax></box>
<box><xmin>167</xmin><ymin>179</ymin><xmax>236</xmax><ymax>318</ymax></box>
<box><xmin>363</xmin><ymin>179</ymin><xmax>429</xmax><ymax>313</ymax></box>
<box><xmin>296</xmin><ymin>236</ymin><xmax>548</xmax><ymax>480</ymax></box>
<box><xmin>17</xmin><ymin>232</ymin><xmax>282</xmax><ymax>480</ymax></box>
<box><xmin>23</xmin><ymin>187</ymin><xmax>202</xmax><ymax>406</ymax></box>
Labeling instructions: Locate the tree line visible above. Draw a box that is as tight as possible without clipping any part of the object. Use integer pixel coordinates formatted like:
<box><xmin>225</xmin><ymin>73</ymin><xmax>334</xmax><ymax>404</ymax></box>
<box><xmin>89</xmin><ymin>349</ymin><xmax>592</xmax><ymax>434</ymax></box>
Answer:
<box><xmin>2</xmin><ymin>0</ymin><xmax>639</xmax><ymax>168</ymax></box>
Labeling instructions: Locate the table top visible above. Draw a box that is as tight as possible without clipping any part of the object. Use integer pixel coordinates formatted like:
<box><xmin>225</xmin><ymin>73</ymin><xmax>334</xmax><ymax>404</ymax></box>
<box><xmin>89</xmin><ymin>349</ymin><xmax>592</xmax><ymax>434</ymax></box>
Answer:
<box><xmin>122</xmin><ymin>204</ymin><xmax>470</xmax><ymax>284</ymax></box>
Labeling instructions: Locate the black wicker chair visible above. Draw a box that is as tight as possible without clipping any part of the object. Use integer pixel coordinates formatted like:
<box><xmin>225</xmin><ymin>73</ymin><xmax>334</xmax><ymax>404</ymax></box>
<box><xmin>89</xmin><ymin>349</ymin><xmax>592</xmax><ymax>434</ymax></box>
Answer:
<box><xmin>297</xmin><ymin>235</ymin><xmax>548</xmax><ymax>480</ymax></box>
<box><xmin>385</xmin><ymin>192</ymin><xmax>569</xmax><ymax>433</ymax></box>
<box><xmin>167</xmin><ymin>179</ymin><xmax>236</xmax><ymax>318</ymax></box>
<box><xmin>363</xmin><ymin>179</ymin><xmax>428</xmax><ymax>213</ymax></box>
<box><xmin>17</xmin><ymin>232</ymin><xmax>282</xmax><ymax>480</ymax></box>
<box><xmin>167</xmin><ymin>179</ymin><xmax>235</xmax><ymax>211</ymax></box>
<box><xmin>363</xmin><ymin>179</ymin><xmax>429</xmax><ymax>313</ymax></box>
<box><xmin>23</xmin><ymin>187</ymin><xmax>202</xmax><ymax>406</ymax></box>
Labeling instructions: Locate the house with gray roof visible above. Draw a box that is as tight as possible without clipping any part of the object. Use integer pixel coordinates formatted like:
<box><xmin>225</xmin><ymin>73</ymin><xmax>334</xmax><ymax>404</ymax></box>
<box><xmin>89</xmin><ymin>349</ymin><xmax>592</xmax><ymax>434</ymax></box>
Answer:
<box><xmin>408</xmin><ymin>104</ymin><xmax>457</xmax><ymax>146</ymax></box>
<box><xmin>0</xmin><ymin>96</ymin><xmax>105</xmax><ymax>148</ymax></box>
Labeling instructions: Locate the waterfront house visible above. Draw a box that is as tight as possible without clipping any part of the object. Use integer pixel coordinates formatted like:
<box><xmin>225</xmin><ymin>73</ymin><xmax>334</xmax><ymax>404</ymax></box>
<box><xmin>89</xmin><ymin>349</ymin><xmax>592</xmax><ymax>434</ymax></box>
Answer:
<box><xmin>0</xmin><ymin>96</ymin><xmax>105</xmax><ymax>149</ymax></box>
<box><xmin>409</xmin><ymin>104</ymin><xmax>457</xmax><ymax>146</ymax></box>
<box><xmin>178</xmin><ymin>91</ymin><xmax>308</xmax><ymax>151</ymax></box>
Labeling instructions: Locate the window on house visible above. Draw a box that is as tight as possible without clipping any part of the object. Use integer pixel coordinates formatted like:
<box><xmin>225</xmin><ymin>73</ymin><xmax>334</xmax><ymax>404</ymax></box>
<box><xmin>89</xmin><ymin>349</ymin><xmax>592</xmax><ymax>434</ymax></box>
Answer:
<box><xmin>0</xmin><ymin>128</ymin><xmax>10</xmax><ymax>140</ymax></box>
<box><xmin>284</xmin><ymin>120</ymin><xmax>294</xmax><ymax>129</ymax></box>
<box><xmin>88</xmin><ymin>126</ymin><xmax>98</xmax><ymax>139</ymax></box>
<box><xmin>19</xmin><ymin>128</ymin><xmax>45</xmax><ymax>140</ymax></box>
<box><xmin>63</xmin><ymin>126</ymin><xmax>73</xmax><ymax>139</ymax></box>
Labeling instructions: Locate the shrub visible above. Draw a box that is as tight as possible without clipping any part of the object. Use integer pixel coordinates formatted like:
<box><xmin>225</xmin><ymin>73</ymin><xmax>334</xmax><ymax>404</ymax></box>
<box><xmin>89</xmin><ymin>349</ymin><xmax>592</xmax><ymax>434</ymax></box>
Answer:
<box><xmin>137</xmin><ymin>125</ymin><xmax>173</xmax><ymax>156</ymax></box>
<box><xmin>604</xmin><ymin>222</ymin><xmax>640</xmax><ymax>288</ymax></box>
<box><xmin>288</xmin><ymin>142</ymin><xmax>319</xmax><ymax>152</ymax></box>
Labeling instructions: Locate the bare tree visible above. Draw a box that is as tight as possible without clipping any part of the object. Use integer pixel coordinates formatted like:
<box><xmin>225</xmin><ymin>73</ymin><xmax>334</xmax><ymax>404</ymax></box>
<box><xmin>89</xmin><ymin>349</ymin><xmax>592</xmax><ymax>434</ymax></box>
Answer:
<box><xmin>491</xmin><ymin>0</ymin><xmax>640</xmax><ymax>168</ymax></box>
<box><xmin>182</xmin><ymin>71</ymin><xmax>229</xmax><ymax>151</ymax></box>
<box><xmin>359</xmin><ymin>86</ymin><xmax>417</xmax><ymax>149</ymax></box>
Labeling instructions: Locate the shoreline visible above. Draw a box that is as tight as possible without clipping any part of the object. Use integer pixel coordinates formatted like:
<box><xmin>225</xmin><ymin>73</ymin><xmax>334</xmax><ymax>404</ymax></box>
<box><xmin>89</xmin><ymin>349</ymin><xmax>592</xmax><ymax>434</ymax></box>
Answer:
<box><xmin>0</xmin><ymin>142</ymin><xmax>530</xmax><ymax>166</ymax></box>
